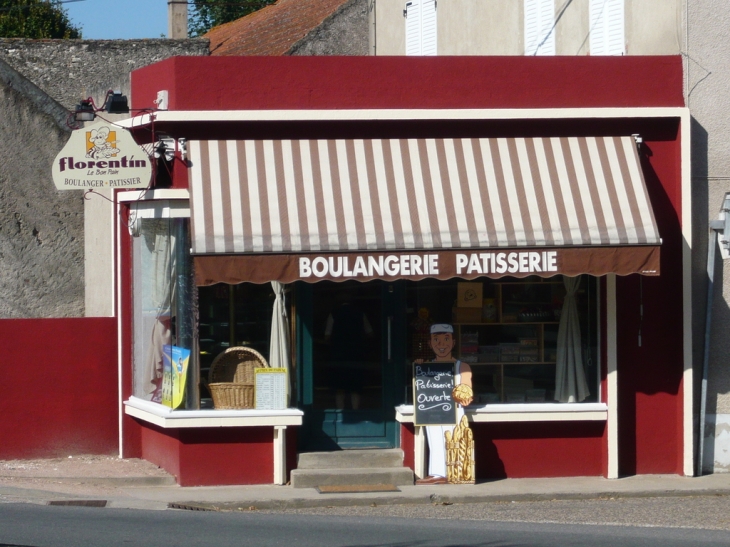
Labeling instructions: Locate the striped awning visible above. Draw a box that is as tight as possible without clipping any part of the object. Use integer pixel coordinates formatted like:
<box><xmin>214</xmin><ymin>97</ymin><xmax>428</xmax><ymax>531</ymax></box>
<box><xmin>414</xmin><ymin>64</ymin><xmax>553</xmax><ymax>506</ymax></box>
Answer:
<box><xmin>188</xmin><ymin>136</ymin><xmax>660</xmax><ymax>285</ymax></box>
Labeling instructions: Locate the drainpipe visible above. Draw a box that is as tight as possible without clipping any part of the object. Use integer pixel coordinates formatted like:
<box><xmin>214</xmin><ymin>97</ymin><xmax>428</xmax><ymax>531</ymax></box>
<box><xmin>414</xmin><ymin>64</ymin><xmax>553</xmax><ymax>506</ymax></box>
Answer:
<box><xmin>368</xmin><ymin>0</ymin><xmax>376</xmax><ymax>56</ymax></box>
<box><xmin>698</xmin><ymin>193</ymin><xmax>730</xmax><ymax>476</ymax></box>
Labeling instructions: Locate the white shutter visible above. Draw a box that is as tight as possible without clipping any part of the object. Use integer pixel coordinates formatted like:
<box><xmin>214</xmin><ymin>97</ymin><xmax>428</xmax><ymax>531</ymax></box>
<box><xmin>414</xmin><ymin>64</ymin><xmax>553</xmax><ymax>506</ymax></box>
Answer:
<box><xmin>590</xmin><ymin>0</ymin><xmax>624</xmax><ymax>55</ymax></box>
<box><xmin>421</xmin><ymin>0</ymin><xmax>437</xmax><ymax>56</ymax></box>
<box><xmin>405</xmin><ymin>0</ymin><xmax>437</xmax><ymax>56</ymax></box>
<box><xmin>605</xmin><ymin>0</ymin><xmax>624</xmax><ymax>55</ymax></box>
<box><xmin>405</xmin><ymin>1</ymin><xmax>421</xmax><ymax>55</ymax></box>
<box><xmin>525</xmin><ymin>0</ymin><xmax>555</xmax><ymax>56</ymax></box>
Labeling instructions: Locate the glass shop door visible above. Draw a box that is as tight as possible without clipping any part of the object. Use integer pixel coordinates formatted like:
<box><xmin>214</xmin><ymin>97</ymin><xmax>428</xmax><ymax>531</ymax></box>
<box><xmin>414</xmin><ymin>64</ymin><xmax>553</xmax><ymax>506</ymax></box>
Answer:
<box><xmin>297</xmin><ymin>280</ymin><xmax>405</xmax><ymax>451</ymax></box>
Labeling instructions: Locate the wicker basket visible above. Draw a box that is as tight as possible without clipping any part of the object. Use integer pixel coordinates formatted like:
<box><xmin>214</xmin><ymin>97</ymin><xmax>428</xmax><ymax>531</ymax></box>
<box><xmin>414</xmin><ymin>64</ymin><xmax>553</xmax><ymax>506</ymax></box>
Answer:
<box><xmin>208</xmin><ymin>346</ymin><xmax>269</xmax><ymax>409</ymax></box>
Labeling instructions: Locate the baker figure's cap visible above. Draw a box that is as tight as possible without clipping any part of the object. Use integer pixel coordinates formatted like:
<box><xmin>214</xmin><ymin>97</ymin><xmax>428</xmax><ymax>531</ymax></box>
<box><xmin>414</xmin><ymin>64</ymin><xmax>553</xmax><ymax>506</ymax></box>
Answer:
<box><xmin>430</xmin><ymin>323</ymin><xmax>454</xmax><ymax>334</ymax></box>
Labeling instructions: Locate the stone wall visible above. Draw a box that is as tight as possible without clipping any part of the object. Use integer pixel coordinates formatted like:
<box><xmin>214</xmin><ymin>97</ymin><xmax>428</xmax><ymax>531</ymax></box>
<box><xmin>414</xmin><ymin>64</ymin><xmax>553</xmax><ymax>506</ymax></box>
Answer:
<box><xmin>0</xmin><ymin>39</ymin><xmax>209</xmax><ymax>318</ymax></box>
<box><xmin>0</xmin><ymin>39</ymin><xmax>209</xmax><ymax>110</ymax></box>
<box><xmin>289</xmin><ymin>0</ymin><xmax>368</xmax><ymax>56</ymax></box>
<box><xmin>0</xmin><ymin>60</ymin><xmax>83</xmax><ymax>317</ymax></box>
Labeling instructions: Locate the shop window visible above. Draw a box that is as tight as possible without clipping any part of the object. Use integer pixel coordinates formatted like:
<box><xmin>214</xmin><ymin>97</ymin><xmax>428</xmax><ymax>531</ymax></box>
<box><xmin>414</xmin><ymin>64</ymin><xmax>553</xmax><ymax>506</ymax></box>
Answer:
<box><xmin>131</xmin><ymin>217</ymin><xmax>194</xmax><ymax>407</ymax></box>
<box><xmin>406</xmin><ymin>275</ymin><xmax>599</xmax><ymax>405</ymax></box>
<box><xmin>197</xmin><ymin>283</ymin><xmax>279</xmax><ymax>407</ymax></box>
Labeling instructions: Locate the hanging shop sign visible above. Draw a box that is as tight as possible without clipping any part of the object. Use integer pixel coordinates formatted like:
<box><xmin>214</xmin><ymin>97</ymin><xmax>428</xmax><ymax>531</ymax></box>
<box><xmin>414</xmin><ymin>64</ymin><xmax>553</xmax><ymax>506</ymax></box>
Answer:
<box><xmin>52</xmin><ymin>120</ymin><xmax>152</xmax><ymax>190</ymax></box>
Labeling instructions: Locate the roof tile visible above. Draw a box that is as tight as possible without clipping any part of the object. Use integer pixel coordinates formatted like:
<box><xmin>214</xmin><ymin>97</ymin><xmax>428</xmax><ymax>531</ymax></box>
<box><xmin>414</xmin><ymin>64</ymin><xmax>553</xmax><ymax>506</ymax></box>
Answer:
<box><xmin>205</xmin><ymin>0</ymin><xmax>351</xmax><ymax>56</ymax></box>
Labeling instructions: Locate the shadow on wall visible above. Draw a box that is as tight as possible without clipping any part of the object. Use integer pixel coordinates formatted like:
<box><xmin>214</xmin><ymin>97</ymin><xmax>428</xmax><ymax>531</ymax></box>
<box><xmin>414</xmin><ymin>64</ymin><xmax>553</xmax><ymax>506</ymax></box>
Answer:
<box><xmin>691</xmin><ymin>116</ymin><xmax>730</xmax><ymax>473</ymax></box>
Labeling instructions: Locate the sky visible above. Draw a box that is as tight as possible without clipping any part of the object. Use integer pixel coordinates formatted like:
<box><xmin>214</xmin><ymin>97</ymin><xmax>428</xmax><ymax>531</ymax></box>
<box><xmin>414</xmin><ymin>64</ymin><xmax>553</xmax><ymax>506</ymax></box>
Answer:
<box><xmin>63</xmin><ymin>0</ymin><xmax>169</xmax><ymax>40</ymax></box>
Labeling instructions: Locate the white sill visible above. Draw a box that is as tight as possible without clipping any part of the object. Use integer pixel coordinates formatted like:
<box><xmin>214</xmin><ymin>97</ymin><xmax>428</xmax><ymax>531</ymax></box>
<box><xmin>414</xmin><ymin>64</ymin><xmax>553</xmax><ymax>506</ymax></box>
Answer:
<box><xmin>117</xmin><ymin>189</ymin><xmax>189</xmax><ymax>202</ymax></box>
<box><xmin>395</xmin><ymin>403</ymin><xmax>608</xmax><ymax>423</ymax></box>
<box><xmin>124</xmin><ymin>396</ymin><xmax>303</xmax><ymax>429</ymax></box>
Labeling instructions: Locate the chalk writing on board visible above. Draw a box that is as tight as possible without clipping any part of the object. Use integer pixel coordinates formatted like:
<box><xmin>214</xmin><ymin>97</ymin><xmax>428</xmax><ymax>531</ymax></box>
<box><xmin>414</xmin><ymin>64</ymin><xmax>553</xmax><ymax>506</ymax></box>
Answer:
<box><xmin>413</xmin><ymin>362</ymin><xmax>456</xmax><ymax>426</ymax></box>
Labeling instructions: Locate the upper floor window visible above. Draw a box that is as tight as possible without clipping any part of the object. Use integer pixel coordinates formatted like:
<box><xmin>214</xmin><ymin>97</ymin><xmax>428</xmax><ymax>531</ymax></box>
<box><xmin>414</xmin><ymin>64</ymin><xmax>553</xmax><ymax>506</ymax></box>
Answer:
<box><xmin>405</xmin><ymin>0</ymin><xmax>437</xmax><ymax>56</ymax></box>
<box><xmin>589</xmin><ymin>0</ymin><xmax>625</xmax><ymax>55</ymax></box>
<box><xmin>524</xmin><ymin>0</ymin><xmax>555</xmax><ymax>55</ymax></box>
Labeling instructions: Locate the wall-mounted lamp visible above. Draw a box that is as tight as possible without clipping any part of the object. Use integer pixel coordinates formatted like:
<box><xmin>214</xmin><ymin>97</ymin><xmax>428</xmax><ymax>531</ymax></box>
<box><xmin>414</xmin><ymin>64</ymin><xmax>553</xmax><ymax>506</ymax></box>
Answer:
<box><xmin>74</xmin><ymin>99</ymin><xmax>96</xmax><ymax>122</ymax></box>
<box><xmin>72</xmin><ymin>89</ymin><xmax>129</xmax><ymax>123</ymax></box>
<box><xmin>104</xmin><ymin>90</ymin><xmax>129</xmax><ymax>114</ymax></box>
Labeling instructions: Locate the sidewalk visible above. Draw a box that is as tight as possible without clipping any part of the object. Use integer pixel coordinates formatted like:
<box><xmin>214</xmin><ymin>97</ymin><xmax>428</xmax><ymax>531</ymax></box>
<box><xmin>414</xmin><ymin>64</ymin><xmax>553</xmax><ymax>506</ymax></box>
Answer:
<box><xmin>2</xmin><ymin>456</ymin><xmax>730</xmax><ymax>511</ymax></box>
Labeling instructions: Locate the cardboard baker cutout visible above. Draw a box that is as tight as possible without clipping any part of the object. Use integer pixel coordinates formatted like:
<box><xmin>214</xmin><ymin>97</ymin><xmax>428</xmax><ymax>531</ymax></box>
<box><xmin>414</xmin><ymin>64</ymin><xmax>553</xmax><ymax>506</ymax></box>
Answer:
<box><xmin>414</xmin><ymin>324</ymin><xmax>475</xmax><ymax>485</ymax></box>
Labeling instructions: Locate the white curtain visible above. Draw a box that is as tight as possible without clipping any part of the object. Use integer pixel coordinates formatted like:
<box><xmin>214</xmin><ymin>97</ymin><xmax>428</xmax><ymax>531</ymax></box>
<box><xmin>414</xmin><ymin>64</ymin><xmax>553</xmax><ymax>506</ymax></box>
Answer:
<box><xmin>555</xmin><ymin>276</ymin><xmax>590</xmax><ymax>403</ymax></box>
<box><xmin>135</xmin><ymin>219</ymin><xmax>176</xmax><ymax>400</ymax></box>
<box><xmin>269</xmin><ymin>281</ymin><xmax>291</xmax><ymax>405</ymax></box>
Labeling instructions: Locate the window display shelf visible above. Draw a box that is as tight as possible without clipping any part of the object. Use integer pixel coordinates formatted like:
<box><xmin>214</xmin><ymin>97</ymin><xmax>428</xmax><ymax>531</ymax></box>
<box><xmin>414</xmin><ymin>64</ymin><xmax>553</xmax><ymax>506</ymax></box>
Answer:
<box><xmin>124</xmin><ymin>397</ymin><xmax>303</xmax><ymax>428</ymax></box>
<box><xmin>454</xmin><ymin>280</ymin><xmax>564</xmax><ymax>404</ymax></box>
<box><xmin>395</xmin><ymin>403</ymin><xmax>607</xmax><ymax>423</ymax></box>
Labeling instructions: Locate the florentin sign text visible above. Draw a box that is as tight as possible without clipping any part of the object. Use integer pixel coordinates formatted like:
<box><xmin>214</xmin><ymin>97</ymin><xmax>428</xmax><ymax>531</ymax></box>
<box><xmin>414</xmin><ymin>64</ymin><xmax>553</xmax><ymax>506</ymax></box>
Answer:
<box><xmin>52</xmin><ymin>120</ymin><xmax>152</xmax><ymax>190</ymax></box>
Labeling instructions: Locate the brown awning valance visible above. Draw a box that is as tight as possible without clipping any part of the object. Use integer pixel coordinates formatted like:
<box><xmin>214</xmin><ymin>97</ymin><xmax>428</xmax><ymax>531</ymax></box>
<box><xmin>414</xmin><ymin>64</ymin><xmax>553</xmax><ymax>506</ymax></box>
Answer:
<box><xmin>189</xmin><ymin>136</ymin><xmax>660</xmax><ymax>285</ymax></box>
<box><xmin>194</xmin><ymin>246</ymin><xmax>659</xmax><ymax>286</ymax></box>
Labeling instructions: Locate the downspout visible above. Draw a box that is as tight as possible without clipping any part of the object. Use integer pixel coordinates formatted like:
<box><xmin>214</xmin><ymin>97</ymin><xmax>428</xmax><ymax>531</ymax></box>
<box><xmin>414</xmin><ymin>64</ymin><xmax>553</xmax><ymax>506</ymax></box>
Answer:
<box><xmin>697</xmin><ymin>219</ymin><xmax>722</xmax><ymax>475</ymax></box>
<box><xmin>369</xmin><ymin>0</ymin><xmax>376</xmax><ymax>56</ymax></box>
<box><xmin>698</xmin><ymin>195</ymin><xmax>730</xmax><ymax>475</ymax></box>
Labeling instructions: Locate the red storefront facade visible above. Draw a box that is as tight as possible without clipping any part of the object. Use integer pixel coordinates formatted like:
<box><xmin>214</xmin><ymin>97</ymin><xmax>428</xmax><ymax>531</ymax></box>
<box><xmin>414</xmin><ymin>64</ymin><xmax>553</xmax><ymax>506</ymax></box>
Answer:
<box><xmin>115</xmin><ymin>55</ymin><xmax>691</xmax><ymax>485</ymax></box>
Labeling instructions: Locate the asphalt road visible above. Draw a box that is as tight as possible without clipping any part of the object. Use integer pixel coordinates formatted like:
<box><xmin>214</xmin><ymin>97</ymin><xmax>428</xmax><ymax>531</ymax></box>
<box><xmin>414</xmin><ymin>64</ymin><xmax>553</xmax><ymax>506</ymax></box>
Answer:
<box><xmin>1</xmin><ymin>499</ymin><xmax>729</xmax><ymax>547</ymax></box>
<box><xmin>258</xmin><ymin>494</ymin><xmax>730</xmax><ymax>531</ymax></box>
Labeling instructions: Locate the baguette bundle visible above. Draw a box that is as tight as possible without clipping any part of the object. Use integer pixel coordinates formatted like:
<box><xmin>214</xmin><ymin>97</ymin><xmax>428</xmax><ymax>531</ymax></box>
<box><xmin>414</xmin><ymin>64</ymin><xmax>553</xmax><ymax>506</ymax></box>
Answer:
<box><xmin>445</xmin><ymin>415</ymin><xmax>475</xmax><ymax>484</ymax></box>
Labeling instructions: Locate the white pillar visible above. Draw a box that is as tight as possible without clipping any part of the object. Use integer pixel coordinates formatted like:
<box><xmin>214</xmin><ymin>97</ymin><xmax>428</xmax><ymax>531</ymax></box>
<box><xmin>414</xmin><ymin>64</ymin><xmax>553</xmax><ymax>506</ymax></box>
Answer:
<box><xmin>606</xmin><ymin>274</ymin><xmax>619</xmax><ymax>479</ymax></box>
<box><xmin>414</xmin><ymin>426</ymin><xmax>427</xmax><ymax>479</ymax></box>
<box><xmin>273</xmin><ymin>426</ymin><xmax>287</xmax><ymax>485</ymax></box>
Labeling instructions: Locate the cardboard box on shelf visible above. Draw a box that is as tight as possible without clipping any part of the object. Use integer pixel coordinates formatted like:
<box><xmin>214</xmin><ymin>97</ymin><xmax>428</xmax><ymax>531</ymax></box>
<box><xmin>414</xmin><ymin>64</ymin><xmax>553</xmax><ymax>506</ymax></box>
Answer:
<box><xmin>453</xmin><ymin>307</ymin><xmax>482</xmax><ymax>323</ymax></box>
<box><xmin>457</xmin><ymin>282</ymin><xmax>483</xmax><ymax>308</ymax></box>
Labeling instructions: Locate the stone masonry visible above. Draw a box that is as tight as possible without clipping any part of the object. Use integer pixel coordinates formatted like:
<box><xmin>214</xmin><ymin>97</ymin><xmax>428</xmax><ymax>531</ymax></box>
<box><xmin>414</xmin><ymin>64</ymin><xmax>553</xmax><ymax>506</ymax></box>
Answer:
<box><xmin>0</xmin><ymin>39</ymin><xmax>209</xmax><ymax>318</ymax></box>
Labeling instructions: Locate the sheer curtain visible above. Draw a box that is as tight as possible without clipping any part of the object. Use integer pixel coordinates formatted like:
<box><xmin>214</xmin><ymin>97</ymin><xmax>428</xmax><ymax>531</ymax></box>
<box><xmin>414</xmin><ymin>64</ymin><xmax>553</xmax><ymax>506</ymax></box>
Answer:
<box><xmin>269</xmin><ymin>281</ymin><xmax>291</xmax><ymax>405</ymax></box>
<box><xmin>133</xmin><ymin>219</ymin><xmax>176</xmax><ymax>401</ymax></box>
<box><xmin>554</xmin><ymin>276</ymin><xmax>590</xmax><ymax>403</ymax></box>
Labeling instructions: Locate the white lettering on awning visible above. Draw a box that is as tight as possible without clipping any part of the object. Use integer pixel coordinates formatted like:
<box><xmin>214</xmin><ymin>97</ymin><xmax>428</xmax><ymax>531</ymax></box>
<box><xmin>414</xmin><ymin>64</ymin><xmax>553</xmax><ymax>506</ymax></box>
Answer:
<box><xmin>299</xmin><ymin>251</ymin><xmax>558</xmax><ymax>279</ymax></box>
<box><xmin>299</xmin><ymin>254</ymin><xmax>441</xmax><ymax>279</ymax></box>
<box><xmin>455</xmin><ymin>251</ymin><xmax>558</xmax><ymax>275</ymax></box>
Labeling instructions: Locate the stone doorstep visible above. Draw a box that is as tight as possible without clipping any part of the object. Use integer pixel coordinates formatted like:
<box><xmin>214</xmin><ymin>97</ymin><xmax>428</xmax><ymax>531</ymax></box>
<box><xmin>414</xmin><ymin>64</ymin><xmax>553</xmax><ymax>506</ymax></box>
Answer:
<box><xmin>297</xmin><ymin>449</ymin><xmax>405</xmax><ymax>470</ymax></box>
<box><xmin>290</xmin><ymin>467</ymin><xmax>414</xmax><ymax>489</ymax></box>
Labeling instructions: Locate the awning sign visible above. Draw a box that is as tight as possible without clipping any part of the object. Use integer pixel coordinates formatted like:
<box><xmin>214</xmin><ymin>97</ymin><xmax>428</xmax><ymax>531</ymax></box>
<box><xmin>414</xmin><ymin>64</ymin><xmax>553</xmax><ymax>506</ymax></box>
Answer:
<box><xmin>52</xmin><ymin>120</ymin><xmax>152</xmax><ymax>190</ymax></box>
<box><xmin>298</xmin><ymin>251</ymin><xmax>559</xmax><ymax>279</ymax></box>
<box><xmin>193</xmin><ymin>245</ymin><xmax>660</xmax><ymax>286</ymax></box>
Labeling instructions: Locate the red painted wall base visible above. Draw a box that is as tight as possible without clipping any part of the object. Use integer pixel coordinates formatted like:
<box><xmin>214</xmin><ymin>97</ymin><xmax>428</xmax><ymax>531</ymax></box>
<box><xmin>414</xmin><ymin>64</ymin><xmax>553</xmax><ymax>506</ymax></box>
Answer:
<box><xmin>0</xmin><ymin>318</ymin><xmax>118</xmax><ymax>459</ymax></box>
<box><xmin>400</xmin><ymin>421</ymin><xmax>605</xmax><ymax>479</ymax></box>
<box><xmin>137</xmin><ymin>421</ymin><xmax>288</xmax><ymax>486</ymax></box>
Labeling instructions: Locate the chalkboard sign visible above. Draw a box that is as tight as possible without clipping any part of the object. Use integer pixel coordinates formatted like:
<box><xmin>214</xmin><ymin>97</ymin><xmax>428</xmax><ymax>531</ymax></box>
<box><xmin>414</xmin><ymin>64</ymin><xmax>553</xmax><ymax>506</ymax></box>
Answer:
<box><xmin>413</xmin><ymin>362</ymin><xmax>457</xmax><ymax>426</ymax></box>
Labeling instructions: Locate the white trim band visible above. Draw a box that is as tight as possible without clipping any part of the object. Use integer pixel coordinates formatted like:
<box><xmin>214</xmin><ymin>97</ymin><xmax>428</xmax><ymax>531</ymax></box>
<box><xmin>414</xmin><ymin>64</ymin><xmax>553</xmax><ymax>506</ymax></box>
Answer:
<box><xmin>124</xmin><ymin>397</ymin><xmax>303</xmax><ymax>428</ymax></box>
<box><xmin>395</xmin><ymin>403</ymin><xmax>608</xmax><ymax>423</ymax></box>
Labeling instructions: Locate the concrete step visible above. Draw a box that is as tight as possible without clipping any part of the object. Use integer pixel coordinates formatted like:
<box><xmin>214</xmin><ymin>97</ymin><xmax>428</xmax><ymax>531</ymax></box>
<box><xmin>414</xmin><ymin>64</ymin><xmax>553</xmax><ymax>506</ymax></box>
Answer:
<box><xmin>297</xmin><ymin>449</ymin><xmax>405</xmax><ymax>470</ymax></box>
<box><xmin>290</xmin><ymin>467</ymin><xmax>414</xmax><ymax>489</ymax></box>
